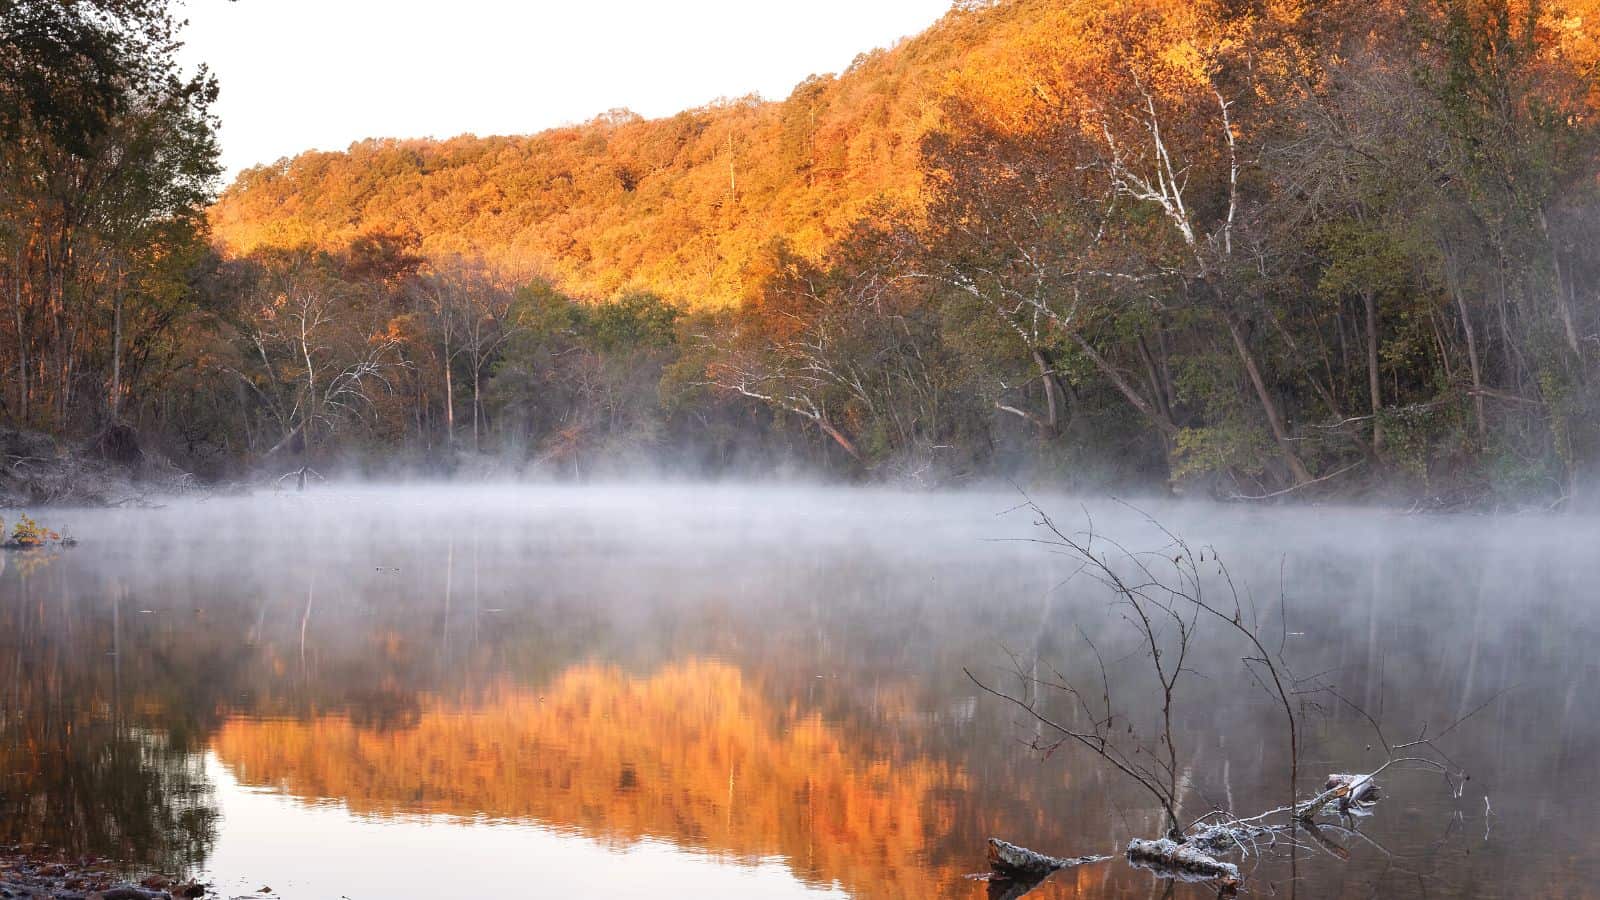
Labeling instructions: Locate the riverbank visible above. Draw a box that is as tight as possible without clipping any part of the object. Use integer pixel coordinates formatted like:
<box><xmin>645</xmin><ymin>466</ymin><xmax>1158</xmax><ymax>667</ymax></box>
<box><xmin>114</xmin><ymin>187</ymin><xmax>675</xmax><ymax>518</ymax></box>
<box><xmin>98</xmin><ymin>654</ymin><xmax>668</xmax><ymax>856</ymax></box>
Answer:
<box><xmin>0</xmin><ymin>846</ymin><xmax>206</xmax><ymax>899</ymax></box>
<box><xmin>0</xmin><ymin>427</ymin><xmax>196</xmax><ymax>508</ymax></box>
<box><xmin>0</xmin><ymin>424</ymin><xmax>1586</xmax><ymax>513</ymax></box>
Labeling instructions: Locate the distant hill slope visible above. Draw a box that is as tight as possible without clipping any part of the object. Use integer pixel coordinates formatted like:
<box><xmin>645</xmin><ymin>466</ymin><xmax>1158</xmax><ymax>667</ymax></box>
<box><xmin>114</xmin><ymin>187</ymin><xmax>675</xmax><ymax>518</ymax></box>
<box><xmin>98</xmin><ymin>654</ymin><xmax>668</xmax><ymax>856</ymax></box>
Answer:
<box><xmin>208</xmin><ymin>1</ymin><xmax>1044</xmax><ymax>306</ymax></box>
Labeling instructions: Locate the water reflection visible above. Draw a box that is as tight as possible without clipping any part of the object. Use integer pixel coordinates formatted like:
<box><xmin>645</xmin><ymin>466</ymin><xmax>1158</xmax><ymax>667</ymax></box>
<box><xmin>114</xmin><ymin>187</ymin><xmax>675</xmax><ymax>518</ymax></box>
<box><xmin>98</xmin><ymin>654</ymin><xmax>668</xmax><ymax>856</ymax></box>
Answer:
<box><xmin>201</xmin><ymin>754</ymin><xmax>851</xmax><ymax>899</ymax></box>
<box><xmin>1</xmin><ymin>486</ymin><xmax>1598</xmax><ymax>898</ymax></box>
<box><xmin>0</xmin><ymin>572</ymin><xmax>215</xmax><ymax>874</ymax></box>
<box><xmin>214</xmin><ymin>660</ymin><xmax>970</xmax><ymax>897</ymax></box>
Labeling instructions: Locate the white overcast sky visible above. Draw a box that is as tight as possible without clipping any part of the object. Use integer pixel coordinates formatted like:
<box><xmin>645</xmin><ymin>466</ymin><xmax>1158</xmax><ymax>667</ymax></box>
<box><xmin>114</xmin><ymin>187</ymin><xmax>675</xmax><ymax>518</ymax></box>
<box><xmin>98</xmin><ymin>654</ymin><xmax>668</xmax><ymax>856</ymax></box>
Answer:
<box><xmin>175</xmin><ymin>0</ymin><xmax>954</xmax><ymax>179</ymax></box>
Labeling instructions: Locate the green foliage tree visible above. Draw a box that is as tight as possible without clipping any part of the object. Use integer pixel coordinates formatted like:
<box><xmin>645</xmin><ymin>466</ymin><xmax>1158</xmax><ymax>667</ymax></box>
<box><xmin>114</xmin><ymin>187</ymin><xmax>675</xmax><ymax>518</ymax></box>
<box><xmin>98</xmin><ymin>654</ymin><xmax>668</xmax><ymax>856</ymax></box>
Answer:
<box><xmin>0</xmin><ymin>0</ymin><xmax>219</xmax><ymax>433</ymax></box>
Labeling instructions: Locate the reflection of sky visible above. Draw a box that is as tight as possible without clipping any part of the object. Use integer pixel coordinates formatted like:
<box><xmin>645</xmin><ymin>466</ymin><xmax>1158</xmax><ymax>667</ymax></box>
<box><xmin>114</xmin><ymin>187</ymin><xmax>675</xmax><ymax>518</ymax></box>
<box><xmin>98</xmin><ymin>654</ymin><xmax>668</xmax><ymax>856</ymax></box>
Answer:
<box><xmin>199</xmin><ymin>752</ymin><xmax>846</xmax><ymax>900</ymax></box>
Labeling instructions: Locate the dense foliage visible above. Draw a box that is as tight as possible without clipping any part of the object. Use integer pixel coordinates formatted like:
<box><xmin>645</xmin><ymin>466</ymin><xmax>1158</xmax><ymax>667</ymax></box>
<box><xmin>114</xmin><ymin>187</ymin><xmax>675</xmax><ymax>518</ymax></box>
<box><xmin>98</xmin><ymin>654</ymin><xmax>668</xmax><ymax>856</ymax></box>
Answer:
<box><xmin>4</xmin><ymin>0</ymin><xmax>1599</xmax><ymax>502</ymax></box>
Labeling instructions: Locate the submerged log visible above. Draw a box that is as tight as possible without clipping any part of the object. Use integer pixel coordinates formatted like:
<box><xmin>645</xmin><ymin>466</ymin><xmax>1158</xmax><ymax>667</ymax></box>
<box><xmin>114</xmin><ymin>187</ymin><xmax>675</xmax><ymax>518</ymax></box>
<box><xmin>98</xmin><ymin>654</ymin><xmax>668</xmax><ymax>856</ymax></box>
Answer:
<box><xmin>986</xmin><ymin>838</ymin><xmax>1107</xmax><ymax>876</ymax></box>
<box><xmin>975</xmin><ymin>839</ymin><xmax>1111</xmax><ymax>900</ymax></box>
<box><xmin>1125</xmin><ymin>838</ymin><xmax>1241</xmax><ymax>887</ymax></box>
<box><xmin>987</xmin><ymin>839</ymin><xmax>1064</xmax><ymax>875</ymax></box>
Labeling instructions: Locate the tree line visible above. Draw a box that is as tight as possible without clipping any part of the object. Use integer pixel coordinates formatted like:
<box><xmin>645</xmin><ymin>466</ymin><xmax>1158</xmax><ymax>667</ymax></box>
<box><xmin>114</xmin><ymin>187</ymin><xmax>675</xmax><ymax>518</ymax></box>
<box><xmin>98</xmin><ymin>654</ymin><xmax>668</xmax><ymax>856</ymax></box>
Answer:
<box><xmin>3</xmin><ymin>0</ymin><xmax>1598</xmax><ymax>502</ymax></box>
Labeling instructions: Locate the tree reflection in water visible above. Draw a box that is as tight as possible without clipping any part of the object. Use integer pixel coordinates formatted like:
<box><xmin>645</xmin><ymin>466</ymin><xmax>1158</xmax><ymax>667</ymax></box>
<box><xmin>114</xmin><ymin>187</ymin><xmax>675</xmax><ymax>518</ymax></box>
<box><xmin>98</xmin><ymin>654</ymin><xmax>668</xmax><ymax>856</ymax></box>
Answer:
<box><xmin>1</xmin><ymin>569</ymin><xmax>216</xmax><ymax>871</ymax></box>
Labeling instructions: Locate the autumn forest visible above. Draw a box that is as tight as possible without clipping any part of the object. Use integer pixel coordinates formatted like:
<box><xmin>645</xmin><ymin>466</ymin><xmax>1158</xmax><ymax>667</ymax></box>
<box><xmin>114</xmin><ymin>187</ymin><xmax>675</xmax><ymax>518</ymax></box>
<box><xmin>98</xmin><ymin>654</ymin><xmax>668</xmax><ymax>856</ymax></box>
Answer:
<box><xmin>5</xmin><ymin>0</ymin><xmax>1600</xmax><ymax>503</ymax></box>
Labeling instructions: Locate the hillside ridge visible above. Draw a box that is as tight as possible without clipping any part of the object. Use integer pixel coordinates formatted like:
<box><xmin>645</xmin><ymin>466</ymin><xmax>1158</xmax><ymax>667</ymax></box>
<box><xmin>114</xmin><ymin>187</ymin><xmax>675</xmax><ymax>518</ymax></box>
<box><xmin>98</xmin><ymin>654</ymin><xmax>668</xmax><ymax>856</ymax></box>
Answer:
<box><xmin>207</xmin><ymin>1</ymin><xmax>1031</xmax><ymax>306</ymax></box>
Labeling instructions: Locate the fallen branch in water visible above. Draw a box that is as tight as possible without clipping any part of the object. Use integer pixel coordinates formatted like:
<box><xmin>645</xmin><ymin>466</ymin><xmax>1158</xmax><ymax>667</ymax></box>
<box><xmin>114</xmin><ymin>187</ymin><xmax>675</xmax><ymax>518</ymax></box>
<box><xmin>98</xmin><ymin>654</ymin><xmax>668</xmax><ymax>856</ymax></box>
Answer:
<box><xmin>969</xmin><ymin>839</ymin><xmax>1110</xmax><ymax>899</ymax></box>
<box><xmin>1185</xmin><ymin>820</ymin><xmax>1277</xmax><ymax>855</ymax></box>
<box><xmin>1126</xmin><ymin>838</ymin><xmax>1241</xmax><ymax>888</ymax></box>
<box><xmin>970</xmin><ymin>498</ymin><xmax>1477</xmax><ymax>892</ymax></box>
<box><xmin>986</xmin><ymin>838</ymin><xmax>1108</xmax><ymax>875</ymax></box>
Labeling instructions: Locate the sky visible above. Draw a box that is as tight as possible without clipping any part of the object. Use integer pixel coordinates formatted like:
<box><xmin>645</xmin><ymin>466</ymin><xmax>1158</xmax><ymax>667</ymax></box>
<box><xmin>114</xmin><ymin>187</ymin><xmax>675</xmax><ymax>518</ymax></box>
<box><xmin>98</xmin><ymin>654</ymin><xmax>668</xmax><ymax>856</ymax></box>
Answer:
<box><xmin>175</xmin><ymin>0</ymin><xmax>955</xmax><ymax>180</ymax></box>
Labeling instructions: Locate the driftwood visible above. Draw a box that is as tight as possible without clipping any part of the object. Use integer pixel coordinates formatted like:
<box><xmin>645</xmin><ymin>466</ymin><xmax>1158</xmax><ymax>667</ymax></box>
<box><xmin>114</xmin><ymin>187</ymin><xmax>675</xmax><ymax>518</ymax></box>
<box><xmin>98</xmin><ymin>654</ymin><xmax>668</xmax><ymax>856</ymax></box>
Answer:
<box><xmin>1116</xmin><ymin>772</ymin><xmax>1384</xmax><ymax>888</ymax></box>
<box><xmin>973</xmin><ymin>839</ymin><xmax>1110</xmax><ymax>900</ymax></box>
<box><xmin>986</xmin><ymin>838</ymin><xmax>1108</xmax><ymax>875</ymax></box>
<box><xmin>1126</xmin><ymin>838</ymin><xmax>1241</xmax><ymax>887</ymax></box>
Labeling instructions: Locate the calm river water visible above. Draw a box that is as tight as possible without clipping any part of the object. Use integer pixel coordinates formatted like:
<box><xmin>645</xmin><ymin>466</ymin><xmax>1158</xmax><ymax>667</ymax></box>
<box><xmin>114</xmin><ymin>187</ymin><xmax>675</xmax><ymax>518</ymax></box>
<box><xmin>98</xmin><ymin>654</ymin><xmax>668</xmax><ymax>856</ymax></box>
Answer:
<box><xmin>2</xmin><ymin>485</ymin><xmax>1596</xmax><ymax>898</ymax></box>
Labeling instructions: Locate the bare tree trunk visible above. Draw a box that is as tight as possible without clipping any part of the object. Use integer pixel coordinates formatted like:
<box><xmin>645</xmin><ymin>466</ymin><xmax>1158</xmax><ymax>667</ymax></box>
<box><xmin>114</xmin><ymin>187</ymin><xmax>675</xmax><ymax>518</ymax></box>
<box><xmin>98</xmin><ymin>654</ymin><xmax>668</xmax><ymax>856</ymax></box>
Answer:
<box><xmin>1136</xmin><ymin>335</ymin><xmax>1172</xmax><ymax>424</ymax></box>
<box><xmin>415</xmin><ymin>377</ymin><xmax>426</xmax><ymax>447</ymax></box>
<box><xmin>1428</xmin><ymin>306</ymin><xmax>1455</xmax><ymax>382</ymax></box>
<box><xmin>1539</xmin><ymin>209</ymin><xmax>1583</xmax><ymax>361</ymax></box>
<box><xmin>262</xmin><ymin>421</ymin><xmax>303</xmax><ymax>459</ymax></box>
<box><xmin>471</xmin><ymin>366</ymin><xmax>480</xmax><ymax>452</ymax></box>
<box><xmin>1031</xmin><ymin>347</ymin><xmax>1059</xmax><ymax>432</ymax></box>
<box><xmin>300</xmin><ymin>322</ymin><xmax>317</xmax><ymax>457</ymax></box>
<box><xmin>1155</xmin><ymin>327</ymin><xmax>1177</xmax><ymax>409</ymax></box>
<box><xmin>996</xmin><ymin>401</ymin><xmax>1053</xmax><ymax>435</ymax></box>
<box><xmin>1363</xmin><ymin>291</ymin><xmax>1382</xmax><ymax>456</ymax></box>
<box><xmin>59</xmin><ymin>342</ymin><xmax>73</xmax><ymax>426</ymax></box>
<box><xmin>1552</xmin><ymin>261</ymin><xmax>1582</xmax><ymax>363</ymax></box>
<box><xmin>1453</xmin><ymin>286</ymin><xmax>1488</xmax><ymax>445</ymax></box>
<box><xmin>11</xmin><ymin>246</ymin><xmax>26</xmax><ymax>423</ymax></box>
<box><xmin>817</xmin><ymin>418</ymin><xmax>861</xmax><ymax>460</ymax></box>
<box><xmin>1067</xmin><ymin>332</ymin><xmax>1177</xmax><ymax>436</ymax></box>
<box><xmin>1494</xmin><ymin>269</ymin><xmax>1524</xmax><ymax>394</ymax></box>
<box><xmin>110</xmin><ymin>265</ymin><xmax>123</xmax><ymax>420</ymax></box>
<box><xmin>47</xmin><ymin>232</ymin><xmax>74</xmax><ymax>430</ymax></box>
<box><xmin>1221</xmin><ymin>312</ymin><xmax>1314</xmax><ymax>484</ymax></box>
<box><xmin>443</xmin><ymin>357</ymin><xmax>455</xmax><ymax>449</ymax></box>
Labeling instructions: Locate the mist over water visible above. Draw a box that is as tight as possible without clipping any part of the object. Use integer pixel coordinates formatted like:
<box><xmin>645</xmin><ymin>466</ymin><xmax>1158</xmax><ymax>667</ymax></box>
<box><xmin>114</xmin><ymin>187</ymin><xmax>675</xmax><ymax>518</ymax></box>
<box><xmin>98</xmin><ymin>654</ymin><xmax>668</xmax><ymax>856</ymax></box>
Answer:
<box><xmin>3</xmin><ymin>484</ymin><xmax>1597</xmax><ymax>898</ymax></box>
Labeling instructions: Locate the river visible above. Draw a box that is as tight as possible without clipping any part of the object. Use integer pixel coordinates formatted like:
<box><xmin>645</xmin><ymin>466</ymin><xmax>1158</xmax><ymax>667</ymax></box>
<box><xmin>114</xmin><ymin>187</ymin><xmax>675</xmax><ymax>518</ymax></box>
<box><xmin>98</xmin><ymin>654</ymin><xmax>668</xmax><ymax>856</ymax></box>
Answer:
<box><xmin>2</xmin><ymin>485</ymin><xmax>1596</xmax><ymax>898</ymax></box>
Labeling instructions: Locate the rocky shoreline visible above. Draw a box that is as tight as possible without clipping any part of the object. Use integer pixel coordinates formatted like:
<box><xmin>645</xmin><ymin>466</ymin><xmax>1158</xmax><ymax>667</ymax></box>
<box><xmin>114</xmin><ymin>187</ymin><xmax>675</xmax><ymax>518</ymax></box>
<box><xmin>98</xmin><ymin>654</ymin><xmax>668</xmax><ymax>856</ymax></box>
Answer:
<box><xmin>0</xmin><ymin>847</ymin><xmax>207</xmax><ymax>900</ymax></box>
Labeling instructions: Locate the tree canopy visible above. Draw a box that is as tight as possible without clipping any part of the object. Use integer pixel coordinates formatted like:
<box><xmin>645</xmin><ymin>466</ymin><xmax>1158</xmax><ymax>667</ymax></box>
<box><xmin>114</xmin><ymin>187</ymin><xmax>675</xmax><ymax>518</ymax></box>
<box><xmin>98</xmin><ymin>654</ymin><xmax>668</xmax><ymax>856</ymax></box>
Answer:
<box><xmin>5</xmin><ymin>0</ymin><xmax>1600</xmax><ymax>504</ymax></box>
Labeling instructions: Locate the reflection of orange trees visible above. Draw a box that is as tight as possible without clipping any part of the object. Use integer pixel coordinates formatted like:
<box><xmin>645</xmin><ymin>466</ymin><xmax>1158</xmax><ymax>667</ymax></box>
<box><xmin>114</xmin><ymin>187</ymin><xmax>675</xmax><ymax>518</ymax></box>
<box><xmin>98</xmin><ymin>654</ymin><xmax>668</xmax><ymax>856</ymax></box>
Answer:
<box><xmin>214</xmin><ymin>659</ymin><xmax>972</xmax><ymax>896</ymax></box>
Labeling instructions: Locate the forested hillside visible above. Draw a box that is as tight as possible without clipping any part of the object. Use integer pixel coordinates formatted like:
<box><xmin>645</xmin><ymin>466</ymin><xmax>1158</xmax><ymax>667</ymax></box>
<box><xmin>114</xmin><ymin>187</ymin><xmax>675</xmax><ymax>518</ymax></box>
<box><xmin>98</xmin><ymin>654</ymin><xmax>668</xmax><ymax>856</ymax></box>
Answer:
<box><xmin>212</xmin><ymin>89</ymin><xmax>904</xmax><ymax>309</ymax></box>
<box><xmin>211</xmin><ymin>111</ymin><xmax>869</xmax><ymax>308</ymax></box>
<box><xmin>5</xmin><ymin>0</ymin><xmax>1600</xmax><ymax>504</ymax></box>
<box><xmin>205</xmin><ymin>4</ymin><xmax>1033</xmax><ymax>307</ymax></box>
